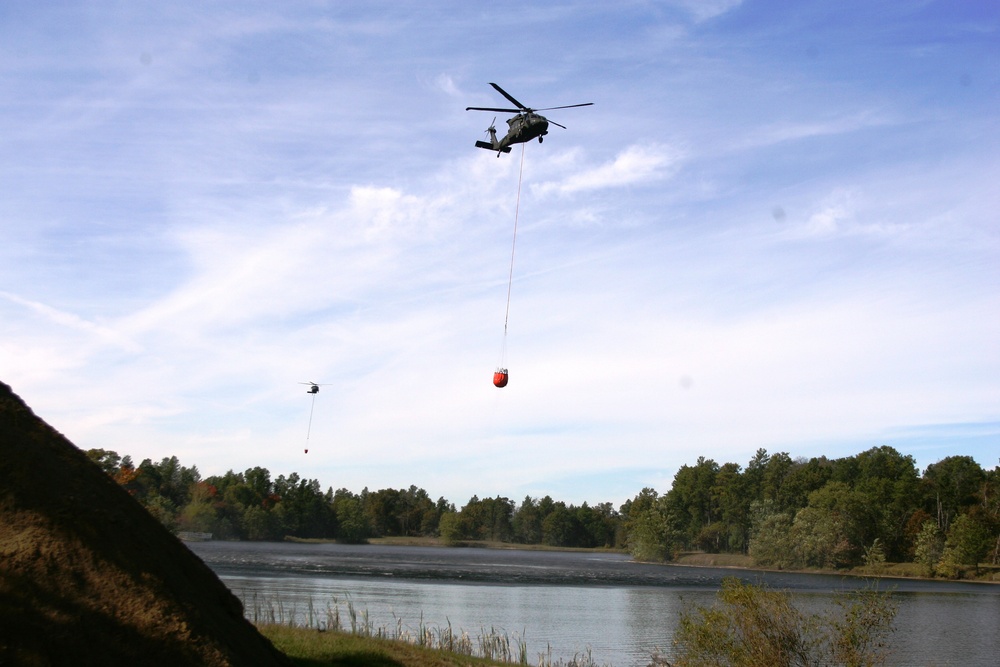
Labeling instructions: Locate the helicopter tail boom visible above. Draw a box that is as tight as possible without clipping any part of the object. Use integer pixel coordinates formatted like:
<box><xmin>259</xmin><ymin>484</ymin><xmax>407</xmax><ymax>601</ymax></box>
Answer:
<box><xmin>475</xmin><ymin>140</ymin><xmax>511</xmax><ymax>153</ymax></box>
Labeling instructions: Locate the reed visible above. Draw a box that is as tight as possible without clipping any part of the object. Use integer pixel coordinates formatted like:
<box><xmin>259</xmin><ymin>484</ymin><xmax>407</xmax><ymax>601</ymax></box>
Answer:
<box><xmin>238</xmin><ymin>589</ymin><xmax>605</xmax><ymax>666</ymax></box>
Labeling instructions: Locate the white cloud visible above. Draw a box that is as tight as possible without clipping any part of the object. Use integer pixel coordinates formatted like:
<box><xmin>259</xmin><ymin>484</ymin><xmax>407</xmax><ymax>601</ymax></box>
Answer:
<box><xmin>533</xmin><ymin>143</ymin><xmax>683</xmax><ymax>196</ymax></box>
<box><xmin>434</xmin><ymin>73</ymin><xmax>461</xmax><ymax>98</ymax></box>
<box><xmin>668</xmin><ymin>0</ymin><xmax>745</xmax><ymax>22</ymax></box>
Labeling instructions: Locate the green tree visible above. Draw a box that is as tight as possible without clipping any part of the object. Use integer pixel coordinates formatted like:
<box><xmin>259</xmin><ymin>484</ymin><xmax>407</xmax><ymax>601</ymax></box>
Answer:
<box><xmin>693</xmin><ymin>522</ymin><xmax>726</xmax><ymax>554</ymax></box>
<box><xmin>627</xmin><ymin>492</ymin><xmax>682</xmax><ymax>562</ymax></box>
<box><xmin>396</xmin><ymin>485</ymin><xmax>436</xmax><ymax>536</ymax></box>
<box><xmin>802</xmin><ymin>481</ymin><xmax>869</xmax><ymax>565</ymax></box>
<box><xmin>177</xmin><ymin>481</ymin><xmax>238</xmax><ymax>538</ymax></box>
<box><xmin>748</xmin><ymin>502</ymin><xmax>795</xmax><ymax>569</ymax></box>
<box><xmin>912</xmin><ymin>520</ymin><xmax>943</xmax><ymax>577</ymax></box>
<box><xmin>938</xmin><ymin>514</ymin><xmax>990</xmax><ymax>577</ymax></box>
<box><xmin>144</xmin><ymin>494</ymin><xmax>178</xmax><ymax>531</ymax></box>
<box><xmin>902</xmin><ymin>509</ymin><xmax>934</xmax><ymax>560</ymax></box>
<box><xmin>541</xmin><ymin>503</ymin><xmax>580</xmax><ymax>547</ymax></box>
<box><xmin>458</xmin><ymin>496</ymin><xmax>514</xmax><ymax>542</ymax></box>
<box><xmin>923</xmin><ymin>456</ymin><xmax>985</xmax><ymax>533</ymax></box>
<box><xmin>363</xmin><ymin>487</ymin><xmax>403</xmax><ymax>536</ymax></box>
<box><xmin>332</xmin><ymin>489</ymin><xmax>370</xmax><ymax>544</ymax></box>
<box><xmin>778</xmin><ymin>456</ymin><xmax>834</xmax><ymax>514</ymax></box>
<box><xmin>273</xmin><ymin>474</ymin><xmax>336</xmax><ymax>538</ymax></box>
<box><xmin>512</xmin><ymin>496</ymin><xmax>542</xmax><ymax>544</ymax></box>
<box><xmin>242</xmin><ymin>504</ymin><xmax>281</xmax><ymax>541</ymax></box>
<box><xmin>790</xmin><ymin>505</ymin><xmax>852</xmax><ymax>569</ymax></box>
<box><xmin>437</xmin><ymin>511</ymin><xmax>466</xmax><ymax>544</ymax></box>
<box><xmin>665</xmin><ymin>457</ymin><xmax>720</xmax><ymax>545</ymax></box>
<box><xmin>851</xmin><ymin>446</ymin><xmax>920</xmax><ymax>560</ymax></box>
<box><xmin>419</xmin><ymin>496</ymin><xmax>446</xmax><ymax>536</ymax></box>
<box><xmin>863</xmin><ymin>539</ymin><xmax>887</xmax><ymax>575</ymax></box>
<box><xmin>244</xmin><ymin>466</ymin><xmax>276</xmax><ymax>507</ymax></box>
<box><xmin>85</xmin><ymin>448</ymin><xmax>122</xmax><ymax>475</ymax></box>
<box><xmin>982</xmin><ymin>464</ymin><xmax>1000</xmax><ymax>564</ymax></box>
<box><xmin>762</xmin><ymin>452</ymin><xmax>795</xmax><ymax>508</ymax></box>
<box><xmin>146</xmin><ymin>456</ymin><xmax>200</xmax><ymax>509</ymax></box>
<box><xmin>710</xmin><ymin>462</ymin><xmax>748</xmax><ymax>553</ymax></box>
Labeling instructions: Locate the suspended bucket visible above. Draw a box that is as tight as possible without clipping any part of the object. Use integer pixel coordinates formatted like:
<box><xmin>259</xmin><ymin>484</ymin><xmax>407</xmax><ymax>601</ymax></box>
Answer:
<box><xmin>493</xmin><ymin>368</ymin><xmax>509</xmax><ymax>388</ymax></box>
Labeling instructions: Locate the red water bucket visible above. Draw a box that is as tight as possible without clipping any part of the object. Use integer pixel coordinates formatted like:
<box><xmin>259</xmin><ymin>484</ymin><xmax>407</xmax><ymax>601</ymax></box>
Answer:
<box><xmin>493</xmin><ymin>369</ymin><xmax>509</xmax><ymax>388</ymax></box>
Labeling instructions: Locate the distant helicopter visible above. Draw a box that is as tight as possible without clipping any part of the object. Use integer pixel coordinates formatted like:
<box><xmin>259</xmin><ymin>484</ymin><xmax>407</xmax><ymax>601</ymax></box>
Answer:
<box><xmin>466</xmin><ymin>83</ymin><xmax>592</xmax><ymax>156</ymax></box>
<box><xmin>298</xmin><ymin>382</ymin><xmax>330</xmax><ymax>453</ymax></box>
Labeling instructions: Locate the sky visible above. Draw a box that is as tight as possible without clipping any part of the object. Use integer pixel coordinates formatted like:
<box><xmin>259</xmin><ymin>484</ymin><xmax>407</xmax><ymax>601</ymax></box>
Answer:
<box><xmin>1</xmin><ymin>1</ymin><xmax>998</xmax><ymax>507</ymax></box>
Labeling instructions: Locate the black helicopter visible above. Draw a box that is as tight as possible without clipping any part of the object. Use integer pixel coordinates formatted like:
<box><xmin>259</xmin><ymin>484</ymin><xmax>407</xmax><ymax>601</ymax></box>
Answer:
<box><xmin>466</xmin><ymin>83</ymin><xmax>592</xmax><ymax>156</ymax></box>
<box><xmin>299</xmin><ymin>381</ymin><xmax>329</xmax><ymax>394</ymax></box>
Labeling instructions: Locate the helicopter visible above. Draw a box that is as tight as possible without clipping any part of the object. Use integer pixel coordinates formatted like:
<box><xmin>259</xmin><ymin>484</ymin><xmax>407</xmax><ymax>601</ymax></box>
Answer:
<box><xmin>298</xmin><ymin>382</ymin><xmax>330</xmax><ymax>453</ymax></box>
<box><xmin>466</xmin><ymin>83</ymin><xmax>592</xmax><ymax>156</ymax></box>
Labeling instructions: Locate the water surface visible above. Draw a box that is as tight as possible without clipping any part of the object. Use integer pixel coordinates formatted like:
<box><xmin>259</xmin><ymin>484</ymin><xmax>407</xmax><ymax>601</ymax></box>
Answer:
<box><xmin>188</xmin><ymin>541</ymin><xmax>1000</xmax><ymax>667</ymax></box>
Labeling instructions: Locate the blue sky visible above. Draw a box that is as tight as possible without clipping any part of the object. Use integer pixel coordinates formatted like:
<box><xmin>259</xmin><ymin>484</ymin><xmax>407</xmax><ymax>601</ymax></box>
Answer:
<box><xmin>2</xmin><ymin>1</ymin><xmax>998</xmax><ymax>507</ymax></box>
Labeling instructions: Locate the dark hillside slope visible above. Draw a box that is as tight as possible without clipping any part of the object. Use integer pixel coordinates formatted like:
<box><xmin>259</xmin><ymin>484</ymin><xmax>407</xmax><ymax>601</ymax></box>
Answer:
<box><xmin>0</xmin><ymin>381</ymin><xmax>292</xmax><ymax>666</ymax></box>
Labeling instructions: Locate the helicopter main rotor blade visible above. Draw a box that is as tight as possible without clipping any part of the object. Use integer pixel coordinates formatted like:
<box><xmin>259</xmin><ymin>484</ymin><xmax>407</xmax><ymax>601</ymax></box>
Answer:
<box><xmin>548</xmin><ymin>119</ymin><xmax>568</xmax><ymax>129</ymax></box>
<box><xmin>489</xmin><ymin>82</ymin><xmax>529</xmax><ymax>110</ymax></box>
<box><xmin>534</xmin><ymin>102</ymin><xmax>594</xmax><ymax>111</ymax></box>
<box><xmin>466</xmin><ymin>106</ymin><xmax>521</xmax><ymax>113</ymax></box>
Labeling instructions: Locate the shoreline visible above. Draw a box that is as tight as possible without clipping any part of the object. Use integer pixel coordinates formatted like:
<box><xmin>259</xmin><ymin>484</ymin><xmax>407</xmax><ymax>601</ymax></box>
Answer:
<box><xmin>281</xmin><ymin>535</ymin><xmax>1000</xmax><ymax>585</ymax></box>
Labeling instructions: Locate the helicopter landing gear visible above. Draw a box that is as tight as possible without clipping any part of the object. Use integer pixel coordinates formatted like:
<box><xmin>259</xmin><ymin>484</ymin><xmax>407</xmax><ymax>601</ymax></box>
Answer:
<box><xmin>538</xmin><ymin>136</ymin><xmax>543</xmax><ymax>143</ymax></box>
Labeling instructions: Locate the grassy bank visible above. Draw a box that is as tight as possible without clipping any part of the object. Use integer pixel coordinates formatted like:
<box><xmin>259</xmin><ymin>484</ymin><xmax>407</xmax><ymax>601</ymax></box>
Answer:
<box><xmin>244</xmin><ymin>590</ymin><xmax>605</xmax><ymax>667</ymax></box>
<box><xmin>675</xmin><ymin>552</ymin><xmax>1000</xmax><ymax>582</ymax></box>
<box><xmin>370</xmin><ymin>536</ymin><xmax>622</xmax><ymax>553</ymax></box>
<box><xmin>259</xmin><ymin>624</ymin><xmax>605</xmax><ymax>667</ymax></box>
<box><xmin>259</xmin><ymin>625</ymin><xmax>514</xmax><ymax>667</ymax></box>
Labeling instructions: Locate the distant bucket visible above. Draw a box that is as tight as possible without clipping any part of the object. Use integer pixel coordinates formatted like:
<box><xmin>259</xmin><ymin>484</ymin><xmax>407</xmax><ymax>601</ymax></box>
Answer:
<box><xmin>493</xmin><ymin>368</ymin><xmax>509</xmax><ymax>388</ymax></box>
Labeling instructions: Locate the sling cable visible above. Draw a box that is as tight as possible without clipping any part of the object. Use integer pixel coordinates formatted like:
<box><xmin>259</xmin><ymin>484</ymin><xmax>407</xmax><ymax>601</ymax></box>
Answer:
<box><xmin>494</xmin><ymin>143</ymin><xmax>526</xmax><ymax>388</ymax></box>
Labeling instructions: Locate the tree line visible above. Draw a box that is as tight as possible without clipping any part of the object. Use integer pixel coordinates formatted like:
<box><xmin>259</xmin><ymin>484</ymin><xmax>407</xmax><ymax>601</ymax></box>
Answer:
<box><xmin>87</xmin><ymin>445</ymin><xmax>999</xmax><ymax>577</ymax></box>
<box><xmin>624</xmin><ymin>447</ymin><xmax>999</xmax><ymax>577</ymax></box>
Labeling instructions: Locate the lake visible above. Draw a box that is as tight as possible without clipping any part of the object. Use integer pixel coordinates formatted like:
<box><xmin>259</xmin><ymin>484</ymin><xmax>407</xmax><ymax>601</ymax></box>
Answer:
<box><xmin>186</xmin><ymin>541</ymin><xmax>1000</xmax><ymax>667</ymax></box>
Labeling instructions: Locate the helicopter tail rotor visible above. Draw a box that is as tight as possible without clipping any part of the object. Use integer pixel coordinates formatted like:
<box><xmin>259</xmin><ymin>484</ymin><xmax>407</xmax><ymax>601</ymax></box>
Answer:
<box><xmin>474</xmin><ymin>119</ymin><xmax>511</xmax><ymax>154</ymax></box>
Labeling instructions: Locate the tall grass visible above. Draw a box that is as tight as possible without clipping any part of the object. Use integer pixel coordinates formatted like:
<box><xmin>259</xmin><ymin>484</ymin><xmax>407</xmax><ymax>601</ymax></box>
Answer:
<box><xmin>239</xmin><ymin>590</ymin><xmax>603</xmax><ymax>667</ymax></box>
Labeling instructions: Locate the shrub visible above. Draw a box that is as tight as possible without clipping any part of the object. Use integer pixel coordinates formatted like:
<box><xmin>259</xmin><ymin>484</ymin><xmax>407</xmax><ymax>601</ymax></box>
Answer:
<box><xmin>662</xmin><ymin>578</ymin><xmax>896</xmax><ymax>667</ymax></box>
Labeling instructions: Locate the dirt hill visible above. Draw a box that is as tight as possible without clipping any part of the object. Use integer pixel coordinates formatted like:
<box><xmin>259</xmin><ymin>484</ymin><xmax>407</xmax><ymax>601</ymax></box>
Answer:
<box><xmin>0</xmin><ymin>381</ymin><xmax>293</xmax><ymax>667</ymax></box>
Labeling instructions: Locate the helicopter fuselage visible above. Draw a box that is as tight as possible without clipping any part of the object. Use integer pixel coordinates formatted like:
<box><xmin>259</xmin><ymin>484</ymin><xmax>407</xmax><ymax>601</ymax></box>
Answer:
<box><xmin>504</xmin><ymin>112</ymin><xmax>549</xmax><ymax>145</ymax></box>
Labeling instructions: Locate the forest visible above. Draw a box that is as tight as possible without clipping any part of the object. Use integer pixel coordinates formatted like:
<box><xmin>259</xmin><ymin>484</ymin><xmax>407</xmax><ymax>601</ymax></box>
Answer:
<box><xmin>87</xmin><ymin>445</ymin><xmax>1000</xmax><ymax>577</ymax></box>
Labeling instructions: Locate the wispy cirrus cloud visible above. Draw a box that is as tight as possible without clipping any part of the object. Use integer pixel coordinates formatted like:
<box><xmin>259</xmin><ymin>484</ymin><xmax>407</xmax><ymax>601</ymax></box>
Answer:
<box><xmin>533</xmin><ymin>143</ymin><xmax>683</xmax><ymax>196</ymax></box>
<box><xmin>737</xmin><ymin>109</ymin><xmax>895</xmax><ymax>152</ymax></box>
<box><xmin>0</xmin><ymin>291</ymin><xmax>141</xmax><ymax>353</ymax></box>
